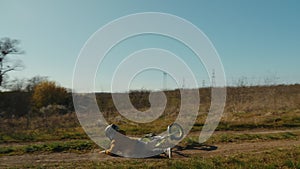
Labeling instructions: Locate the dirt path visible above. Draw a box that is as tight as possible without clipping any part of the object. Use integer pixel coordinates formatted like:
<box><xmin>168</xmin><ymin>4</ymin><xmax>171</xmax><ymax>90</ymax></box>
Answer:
<box><xmin>188</xmin><ymin>128</ymin><xmax>300</xmax><ymax>136</ymax></box>
<box><xmin>1</xmin><ymin>128</ymin><xmax>299</xmax><ymax>148</ymax></box>
<box><xmin>0</xmin><ymin>129</ymin><xmax>299</xmax><ymax>168</ymax></box>
<box><xmin>1</xmin><ymin>139</ymin><xmax>299</xmax><ymax>167</ymax></box>
<box><xmin>177</xmin><ymin>139</ymin><xmax>300</xmax><ymax>157</ymax></box>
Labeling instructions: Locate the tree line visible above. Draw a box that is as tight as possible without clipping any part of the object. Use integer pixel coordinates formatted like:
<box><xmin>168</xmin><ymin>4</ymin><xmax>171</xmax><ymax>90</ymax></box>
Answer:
<box><xmin>0</xmin><ymin>76</ymin><xmax>73</xmax><ymax>118</ymax></box>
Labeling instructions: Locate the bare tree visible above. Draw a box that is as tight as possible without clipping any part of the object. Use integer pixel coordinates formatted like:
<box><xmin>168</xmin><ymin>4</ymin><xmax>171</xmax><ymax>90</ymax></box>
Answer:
<box><xmin>3</xmin><ymin>76</ymin><xmax>48</xmax><ymax>92</ymax></box>
<box><xmin>0</xmin><ymin>38</ymin><xmax>24</xmax><ymax>86</ymax></box>
<box><xmin>25</xmin><ymin>75</ymin><xmax>48</xmax><ymax>92</ymax></box>
<box><xmin>4</xmin><ymin>77</ymin><xmax>27</xmax><ymax>91</ymax></box>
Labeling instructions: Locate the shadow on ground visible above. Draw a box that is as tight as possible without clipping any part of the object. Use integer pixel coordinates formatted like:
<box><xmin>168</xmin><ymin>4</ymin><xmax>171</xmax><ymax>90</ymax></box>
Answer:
<box><xmin>172</xmin><ymin>142</ymin><xmax>218</xmax><ymax>157</ymax></box>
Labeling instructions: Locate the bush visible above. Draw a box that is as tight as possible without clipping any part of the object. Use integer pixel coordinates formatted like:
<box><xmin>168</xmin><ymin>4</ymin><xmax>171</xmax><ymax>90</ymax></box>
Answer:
<box><xmin>40</xmin><ymin>104</ymin><xmax>68</xmax><ymax>115</ymax></box>
<box><xmin>31</xmin><ymin>81</ymin><xmax>68</xmax><ymax>110</ymax></box>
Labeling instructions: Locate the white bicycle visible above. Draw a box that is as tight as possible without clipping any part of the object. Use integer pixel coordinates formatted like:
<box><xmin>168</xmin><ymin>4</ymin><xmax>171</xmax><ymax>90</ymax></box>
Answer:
<box><xmin>103</xmin><ymin>123</ymin><xmax>184</xmax><ymax>158</ymax></box>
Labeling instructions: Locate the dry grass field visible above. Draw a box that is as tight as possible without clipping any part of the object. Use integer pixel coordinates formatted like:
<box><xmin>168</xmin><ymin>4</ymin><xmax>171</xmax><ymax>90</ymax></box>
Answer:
<box><xmin>0</xmin><ymin>84</ymin><xmax>299</xmax><ymax>168</ymax></box>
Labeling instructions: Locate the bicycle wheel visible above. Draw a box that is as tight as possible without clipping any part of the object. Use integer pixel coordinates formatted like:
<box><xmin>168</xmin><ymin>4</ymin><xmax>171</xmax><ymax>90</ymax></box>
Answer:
<box><xmin>168</xmin><ymin>123</ymin><xmax>184</xmax><ymax>140</ymax></box>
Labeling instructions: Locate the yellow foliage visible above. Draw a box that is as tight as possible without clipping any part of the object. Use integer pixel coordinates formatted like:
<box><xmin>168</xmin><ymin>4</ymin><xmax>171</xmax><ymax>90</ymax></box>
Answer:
<box><xmin>31</xmin><ymin>81</ymin><xmax>67</xmax><ymax>109</ymax></box>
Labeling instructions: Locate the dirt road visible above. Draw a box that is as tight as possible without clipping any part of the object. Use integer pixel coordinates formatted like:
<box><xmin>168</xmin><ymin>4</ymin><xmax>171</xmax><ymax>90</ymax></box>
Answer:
<box><xmin>1</xmin><ymin>129</ymin><xmax>299</xmax><ymax>168</ymax></box>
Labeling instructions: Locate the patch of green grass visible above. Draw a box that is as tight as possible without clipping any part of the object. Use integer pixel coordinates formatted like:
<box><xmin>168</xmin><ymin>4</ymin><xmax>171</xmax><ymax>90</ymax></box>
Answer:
<box><xmin>181</xmin><ymin>131</ymin><xmax>299</xmax><ymax>146</ymax></box>
<box><xmin>0</xmin><ymin>128</ymin><xmax>88</xmax><ymax>143</ymax></box>
<box><xmin>0</xmin><ymin>132</ymin><xmax>37</xmax><ymax>143</ymax></box>
<box><xmin>219</xmin><ymin>132</ymin><xmax>297</xmax><ymax>143</ymax></box>
<box><xmin>215</xmin><ymin>122</ymin><xmax>281</xmax><ymax>131</ymax></box>
<box><xmin>31</xmin><ymin>140</ymin><xmax>95</xmax><ymax>153</ymax></box>
<box><xmin>11</xmin><ymin>133</ymin><xmax>36</xmax><ymax>141</ymax></box>
<box><xmin>60</xmin><ymin>132</ymin><xmax>87</xmax><ymax>140</ymax></box>
<box><xmin>23</xmin><ymin>144</ymin><xmax>45</xmax><ymax>153</ymax></box>
<box><xmin>0</xmin><ymin>140</ymin><xmax>96</xmax><ymax>155</ymax></box>
<box><xmin>0</xmin><ymin>146</ymin><xmax>15</xmax><ymax>155</ymax></box>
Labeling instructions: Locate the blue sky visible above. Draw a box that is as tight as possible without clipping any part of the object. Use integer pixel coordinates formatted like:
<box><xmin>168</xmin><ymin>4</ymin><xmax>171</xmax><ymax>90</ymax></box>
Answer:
<box><xmin>1</xmin><ymin>0</ymin><xmax>299</xmax><ymax>91</ymax></box>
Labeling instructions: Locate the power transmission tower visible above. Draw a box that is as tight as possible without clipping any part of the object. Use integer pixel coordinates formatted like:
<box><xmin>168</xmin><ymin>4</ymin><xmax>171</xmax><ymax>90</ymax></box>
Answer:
<box><xmin>182</xmin><ymin>77</ymin><xmax>185</xmax><ymax>89</ymax></box>
<box><xmin>211</xmin><ymin>69</ymin><xmax>216</xmax><ymax>87</ymax></box>
<box><xmin>202</xmin><ymin>80</ymin><xmax>205</xmax><ymax>88</ymax></box>
<box><xmin>163</xmin><ymin>72</ymin><xmax>167</xmax><ymax>90</ymax></box>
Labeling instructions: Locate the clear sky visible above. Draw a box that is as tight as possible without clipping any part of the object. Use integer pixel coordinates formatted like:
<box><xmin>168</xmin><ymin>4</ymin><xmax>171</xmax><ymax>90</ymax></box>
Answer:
<box><xmin>1</xmin><ymin>0</ymin><xmax>299</xmax><ymax>91</ymax></box>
